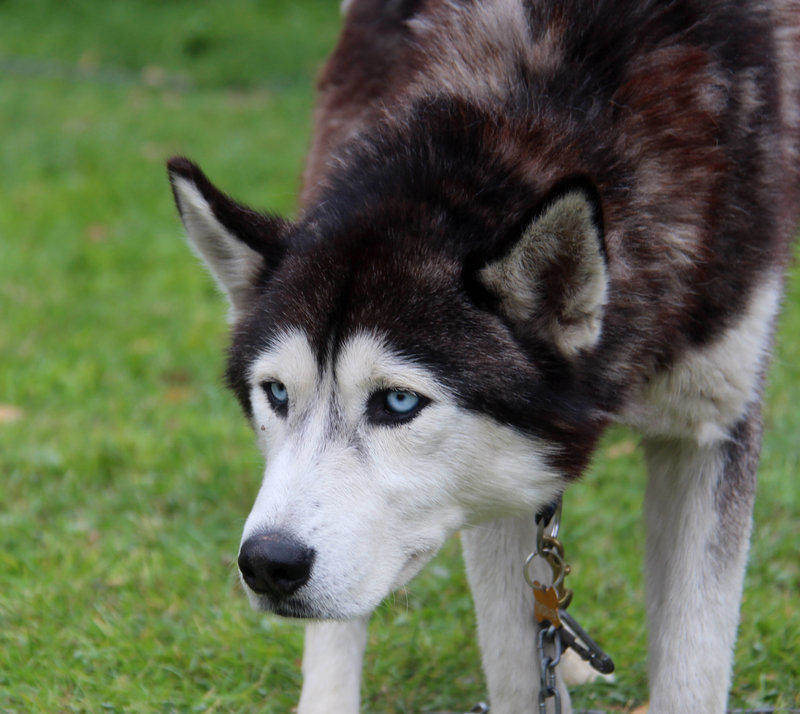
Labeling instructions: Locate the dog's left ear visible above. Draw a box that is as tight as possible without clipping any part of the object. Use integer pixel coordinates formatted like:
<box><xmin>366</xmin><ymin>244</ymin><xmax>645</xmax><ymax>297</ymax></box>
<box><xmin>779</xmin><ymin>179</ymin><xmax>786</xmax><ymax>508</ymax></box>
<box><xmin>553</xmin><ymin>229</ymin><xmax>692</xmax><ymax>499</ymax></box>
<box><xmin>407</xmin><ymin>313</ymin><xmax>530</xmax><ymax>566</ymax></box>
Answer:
<box><xmin>167</xmin><ymin>156</ymin><xmax>289</xmax><ymax>317</ymax></box>
<box><xmin>479</xmin><ymin>184</ymin><xmax>608</xmax><ymax>357</ymax></box>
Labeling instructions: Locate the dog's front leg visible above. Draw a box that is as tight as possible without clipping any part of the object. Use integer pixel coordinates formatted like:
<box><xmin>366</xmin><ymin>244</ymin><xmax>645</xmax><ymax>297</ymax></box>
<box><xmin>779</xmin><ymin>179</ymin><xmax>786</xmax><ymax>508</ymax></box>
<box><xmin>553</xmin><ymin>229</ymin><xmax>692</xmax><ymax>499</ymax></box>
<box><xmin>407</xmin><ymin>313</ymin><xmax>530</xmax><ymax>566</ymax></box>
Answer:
<box><xmin>462</xmin><ymin>516</ymin><xmax>571</xmax><ymax>714</ymax></box>
<box><xmin>644</xmin><ymin>406</ymin><xmax>762</xmax><ymax>713</ymax></box>
<box><xmin>297</xmin><ymin>617</ymin><xmax>369</xmax><ymax>714</ymax></box>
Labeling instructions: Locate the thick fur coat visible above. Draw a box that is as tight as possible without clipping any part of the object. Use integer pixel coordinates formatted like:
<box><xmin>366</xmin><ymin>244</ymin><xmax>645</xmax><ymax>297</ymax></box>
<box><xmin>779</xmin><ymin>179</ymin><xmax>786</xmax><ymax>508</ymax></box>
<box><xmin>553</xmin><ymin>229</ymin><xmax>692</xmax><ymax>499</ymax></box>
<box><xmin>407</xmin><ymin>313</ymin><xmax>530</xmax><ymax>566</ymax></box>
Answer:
<box><xmin>168</xmin><ymin>1</ymin><xmax>800</xmax><ymax>712</ymax></box>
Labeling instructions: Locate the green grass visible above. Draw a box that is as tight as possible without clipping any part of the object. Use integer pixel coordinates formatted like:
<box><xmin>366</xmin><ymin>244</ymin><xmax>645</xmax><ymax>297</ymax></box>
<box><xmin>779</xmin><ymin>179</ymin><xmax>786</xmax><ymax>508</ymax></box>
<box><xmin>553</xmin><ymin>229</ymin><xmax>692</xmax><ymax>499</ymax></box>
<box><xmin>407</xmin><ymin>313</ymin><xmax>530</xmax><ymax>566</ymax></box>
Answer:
<box><xmin>0</xmin><ymin>2</ymin><xmax>798</xmax><ymax>711</ymax></box>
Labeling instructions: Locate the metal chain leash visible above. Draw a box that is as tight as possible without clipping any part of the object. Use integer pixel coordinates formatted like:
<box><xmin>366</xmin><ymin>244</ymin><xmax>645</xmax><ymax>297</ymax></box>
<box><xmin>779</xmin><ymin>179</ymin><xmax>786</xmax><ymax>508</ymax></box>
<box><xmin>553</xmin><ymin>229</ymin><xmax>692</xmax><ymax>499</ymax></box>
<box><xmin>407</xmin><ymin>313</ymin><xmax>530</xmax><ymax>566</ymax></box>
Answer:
<box><xmin>465</xmin><ymin>499</ymin><xmax>614</xmax><ymax>714</ymax></box>
<box><xmin>529</xmin><ymin>501</ymin><xmax>568</xmax><ymax>714</ymax></box>
<box><xmin>537</xmin><ymin>622</ymin><xmax>563</xmax><ymax>714</ymax></box>
<box><xmin>460</xmin><ymin>501</ymin><xmax>794</xmax><ymax>713</ymax></box>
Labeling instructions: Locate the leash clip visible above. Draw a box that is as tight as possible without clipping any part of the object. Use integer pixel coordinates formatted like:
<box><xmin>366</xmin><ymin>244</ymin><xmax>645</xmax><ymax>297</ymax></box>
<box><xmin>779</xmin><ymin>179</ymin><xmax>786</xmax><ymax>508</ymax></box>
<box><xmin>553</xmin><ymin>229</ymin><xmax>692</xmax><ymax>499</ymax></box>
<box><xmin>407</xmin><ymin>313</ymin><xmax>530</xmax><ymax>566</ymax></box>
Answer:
<box><xmin>525</xmin><ymin>500</ymin><xmax>573</xmax><ymax>624</ymax></box>
<box><xmin>525</xmin><ymin>498</ymin><xmax>615</xmax><ymax>676</ymax></box>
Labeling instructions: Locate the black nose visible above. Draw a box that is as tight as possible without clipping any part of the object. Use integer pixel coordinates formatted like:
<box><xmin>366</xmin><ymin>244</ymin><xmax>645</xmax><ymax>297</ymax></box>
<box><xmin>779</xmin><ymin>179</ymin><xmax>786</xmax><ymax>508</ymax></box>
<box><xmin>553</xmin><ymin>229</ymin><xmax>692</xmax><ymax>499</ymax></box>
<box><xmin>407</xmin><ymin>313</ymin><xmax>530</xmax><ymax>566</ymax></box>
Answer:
<box><xmin>238</xmin><ymin>531</ymin><xmax>315</xmax><ymax>598</ymax></box>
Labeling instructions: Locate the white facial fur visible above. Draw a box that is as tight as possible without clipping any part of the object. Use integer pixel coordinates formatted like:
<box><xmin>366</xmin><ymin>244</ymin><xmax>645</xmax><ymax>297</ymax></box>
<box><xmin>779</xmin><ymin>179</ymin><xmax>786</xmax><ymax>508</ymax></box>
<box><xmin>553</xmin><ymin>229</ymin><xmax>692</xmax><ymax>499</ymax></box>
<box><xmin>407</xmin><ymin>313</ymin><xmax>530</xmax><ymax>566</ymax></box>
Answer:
<box><xmin>240</xmin><ymin>328</ymin><xmax>562</xmax><ymax>618</ymax></box>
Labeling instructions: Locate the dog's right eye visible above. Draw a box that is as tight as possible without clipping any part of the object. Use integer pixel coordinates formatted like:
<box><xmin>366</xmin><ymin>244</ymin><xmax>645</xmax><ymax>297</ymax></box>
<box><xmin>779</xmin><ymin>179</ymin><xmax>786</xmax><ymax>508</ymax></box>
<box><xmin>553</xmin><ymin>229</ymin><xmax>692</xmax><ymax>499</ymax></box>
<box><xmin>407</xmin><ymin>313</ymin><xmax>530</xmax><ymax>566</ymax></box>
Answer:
<box><xmin>262</xmin><ymin>380</ymin><xmax>289</xmax><ymax>416</ymax></box>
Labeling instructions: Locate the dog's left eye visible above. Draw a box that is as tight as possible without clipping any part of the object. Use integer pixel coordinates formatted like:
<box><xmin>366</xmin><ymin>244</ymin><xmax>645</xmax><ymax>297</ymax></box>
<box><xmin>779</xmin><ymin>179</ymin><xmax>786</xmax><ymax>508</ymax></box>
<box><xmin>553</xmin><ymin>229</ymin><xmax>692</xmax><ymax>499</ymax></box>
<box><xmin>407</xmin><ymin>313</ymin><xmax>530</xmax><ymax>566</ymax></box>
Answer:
<box><xmin>367</xmin><ymin>388</ymin><xmax>430</xmax><ymax>425</ymax></box>
<box><xmin>262</xmin><ymin>380</ymin><xmax>289</xmax><ymax>416</ymax></box>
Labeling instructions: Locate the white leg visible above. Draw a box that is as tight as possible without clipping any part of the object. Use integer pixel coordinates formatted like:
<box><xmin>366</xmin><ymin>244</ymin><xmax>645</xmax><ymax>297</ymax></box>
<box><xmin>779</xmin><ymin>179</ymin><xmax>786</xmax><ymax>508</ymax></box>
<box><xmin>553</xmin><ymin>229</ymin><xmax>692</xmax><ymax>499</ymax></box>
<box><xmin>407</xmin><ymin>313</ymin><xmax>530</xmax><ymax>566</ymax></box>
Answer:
<box><xmin>297</xmin><ymin>616</ymin><xmax>369</xmax><ymax>714</ymax></box>
<box><xmin>644</xmin><ymin>407</ymin><xmax>761</xmax><ymax>713</ymax></box>
<box><xmin>461</xmin><ymin>516</ymin><xmax>571</xmax><ymax>714</ymax></box>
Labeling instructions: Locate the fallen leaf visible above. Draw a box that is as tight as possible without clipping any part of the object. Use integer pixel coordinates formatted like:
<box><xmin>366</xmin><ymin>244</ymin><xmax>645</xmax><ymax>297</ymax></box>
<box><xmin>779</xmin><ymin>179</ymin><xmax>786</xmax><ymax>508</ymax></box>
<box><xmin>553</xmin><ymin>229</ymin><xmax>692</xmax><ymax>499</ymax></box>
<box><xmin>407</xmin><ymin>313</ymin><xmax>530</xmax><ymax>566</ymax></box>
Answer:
<box><xmin>141</xmin><ymin>65</ymin><xmax>167</xmax><ymax>87</ymax></box>
<box><xmin>164</xmin><ymin>386</ymin><xmax>194</xmax><ymax>404</ymax></box>
<box><xmin>78</xmin><ymin>50</ymin><xmax>99</xmax><ymax>70</ymax></box>
<box><xmin>86</xmin><ymin>223</ymin><xmax>108</xmax><ymax>243</ymax></box>
<box><xmin>0</xmin><ymin>405</ymin><xmax>23</xmax><ymax>424</ymax></box>
<box><xmin>162</xmin><ymin>369</ymin><xmax>191</xmax><ymax>385</ymax></box>
<box><xmin>607</xmin><ymin>439</ymin><xmax>636</xmax><ymax>458</ymax></box>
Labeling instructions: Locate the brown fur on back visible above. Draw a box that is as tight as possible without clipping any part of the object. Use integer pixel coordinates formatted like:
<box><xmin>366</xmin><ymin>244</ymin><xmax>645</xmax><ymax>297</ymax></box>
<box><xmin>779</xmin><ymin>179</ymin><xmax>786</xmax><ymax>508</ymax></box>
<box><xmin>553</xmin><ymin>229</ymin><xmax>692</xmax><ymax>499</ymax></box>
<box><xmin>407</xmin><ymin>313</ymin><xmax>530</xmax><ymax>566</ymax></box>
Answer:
<box><xmin>300</xmin><ymin>0</ymin><xmax>800</xmax><ymax>387</ymax></box>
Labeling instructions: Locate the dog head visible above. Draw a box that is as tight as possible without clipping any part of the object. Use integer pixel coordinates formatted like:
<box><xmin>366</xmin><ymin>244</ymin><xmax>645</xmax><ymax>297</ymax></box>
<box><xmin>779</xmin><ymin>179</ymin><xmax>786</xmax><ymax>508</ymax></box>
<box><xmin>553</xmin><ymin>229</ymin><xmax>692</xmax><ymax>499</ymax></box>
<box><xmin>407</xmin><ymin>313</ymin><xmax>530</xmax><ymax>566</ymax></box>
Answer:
<box><xmin>168</xmin><ymin>152</ymin><xmax>608</xmax><ymax>619</ymax></box>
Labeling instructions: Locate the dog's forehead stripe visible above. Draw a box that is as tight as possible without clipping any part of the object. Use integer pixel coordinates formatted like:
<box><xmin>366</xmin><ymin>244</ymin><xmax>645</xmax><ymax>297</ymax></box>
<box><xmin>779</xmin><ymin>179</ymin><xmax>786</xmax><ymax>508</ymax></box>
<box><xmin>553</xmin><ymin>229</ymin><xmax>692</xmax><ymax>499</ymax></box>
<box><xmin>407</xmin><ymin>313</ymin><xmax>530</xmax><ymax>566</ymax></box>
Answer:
<box><xmin>334</xmin><ymin>331</ymin><xmax>451</xmax><ymax>400</ymax></box>
<box><xmin>233</xmin><ymin>237</ymin><xmax>464</xmax><ymax>373</ymax></box>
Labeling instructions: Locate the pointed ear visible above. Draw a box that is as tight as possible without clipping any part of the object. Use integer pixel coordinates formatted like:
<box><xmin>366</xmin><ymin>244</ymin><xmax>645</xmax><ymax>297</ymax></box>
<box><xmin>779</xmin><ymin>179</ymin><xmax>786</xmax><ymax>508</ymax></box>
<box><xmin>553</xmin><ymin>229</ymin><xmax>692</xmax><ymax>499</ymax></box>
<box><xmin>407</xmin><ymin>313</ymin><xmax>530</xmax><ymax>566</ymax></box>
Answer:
<box><xmin>479</xmin><ymin>184</ymin><xmax>608</xmax><ymax>356</ymax></box>
<box><xmin>167</xmin><ymin>157</ymin><xmax>288</xmax><ymax>316</ymax></box>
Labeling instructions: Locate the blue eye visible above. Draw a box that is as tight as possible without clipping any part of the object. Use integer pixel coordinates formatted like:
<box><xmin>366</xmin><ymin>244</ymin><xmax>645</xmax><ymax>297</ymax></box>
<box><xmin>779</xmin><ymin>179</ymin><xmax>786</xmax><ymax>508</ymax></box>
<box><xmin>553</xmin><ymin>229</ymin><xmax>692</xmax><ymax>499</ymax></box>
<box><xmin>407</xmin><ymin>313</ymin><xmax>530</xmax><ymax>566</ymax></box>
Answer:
<box><xmin>270</xmin><ymin>381</ymin><xmax>288</xmax><ymax>403</ymax></box>
<box><xmin>367</xmin><ymin>388</ymin><xmax>430</xmax><ymax>425</ymax></box>
<box><xmin>262</xmin><ymin>380</ymin><xmax>288</xmax><ymax>415</ymax></box>
<box><xmin>385</xmin><ymin>389</ymin><xmax>419</xmax><ymax>414</ymax></box>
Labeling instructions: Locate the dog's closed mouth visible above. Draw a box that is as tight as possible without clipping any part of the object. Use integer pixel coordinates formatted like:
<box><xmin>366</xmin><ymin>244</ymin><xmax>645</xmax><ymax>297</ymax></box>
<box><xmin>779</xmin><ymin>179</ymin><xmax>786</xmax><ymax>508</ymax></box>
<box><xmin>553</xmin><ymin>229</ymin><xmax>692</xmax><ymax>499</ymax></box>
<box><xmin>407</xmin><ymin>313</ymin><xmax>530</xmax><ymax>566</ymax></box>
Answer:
<box><xmin>252</xmin><ymin>591</ymin><xmax>317</xmax><ymax>619</ymax></box>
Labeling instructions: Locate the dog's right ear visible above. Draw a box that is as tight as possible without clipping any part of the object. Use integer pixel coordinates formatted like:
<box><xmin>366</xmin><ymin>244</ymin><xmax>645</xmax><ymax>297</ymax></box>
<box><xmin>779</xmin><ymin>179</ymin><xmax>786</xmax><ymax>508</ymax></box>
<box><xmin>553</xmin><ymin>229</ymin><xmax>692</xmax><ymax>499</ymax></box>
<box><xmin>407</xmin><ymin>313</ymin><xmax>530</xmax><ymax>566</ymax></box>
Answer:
<box><xmin>478</xmin><ymin>183</ymin><xmax>607</xmax><ymax>357</ymax></box>
<box><xmin>167</xmin><ymin>157</ymin><xmax>289</xmax><ymax>317</ymax></box>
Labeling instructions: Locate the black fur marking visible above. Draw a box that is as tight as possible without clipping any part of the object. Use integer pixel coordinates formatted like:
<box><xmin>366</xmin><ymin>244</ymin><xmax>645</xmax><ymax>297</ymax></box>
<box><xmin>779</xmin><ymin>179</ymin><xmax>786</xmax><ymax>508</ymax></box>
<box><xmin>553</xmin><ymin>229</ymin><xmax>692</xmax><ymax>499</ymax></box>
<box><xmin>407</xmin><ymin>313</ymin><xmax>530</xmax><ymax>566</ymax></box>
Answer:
<box><xmin>384</xmin><ymin>0</ymin><xmax>425</xmax><ymax>21</ymax></box>
<box><xmin>208</xmin><ymin>0</ymin><xmax>798</xmax><ymax>480</ymax></box>
<box><xmin>706</xmin><ymin>401</ymin><xmax>764</xmax><ymax>567</ymax></box>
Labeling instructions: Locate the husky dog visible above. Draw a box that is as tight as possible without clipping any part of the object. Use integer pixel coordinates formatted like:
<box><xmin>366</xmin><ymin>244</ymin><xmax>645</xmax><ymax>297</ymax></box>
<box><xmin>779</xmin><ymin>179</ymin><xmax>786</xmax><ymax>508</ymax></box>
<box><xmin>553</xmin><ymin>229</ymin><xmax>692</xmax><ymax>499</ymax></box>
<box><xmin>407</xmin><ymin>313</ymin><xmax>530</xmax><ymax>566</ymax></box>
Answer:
<box><xmin>167</xmin><ymin>0</ymin><xmax>800</xmax><ymax>711</ymax></box>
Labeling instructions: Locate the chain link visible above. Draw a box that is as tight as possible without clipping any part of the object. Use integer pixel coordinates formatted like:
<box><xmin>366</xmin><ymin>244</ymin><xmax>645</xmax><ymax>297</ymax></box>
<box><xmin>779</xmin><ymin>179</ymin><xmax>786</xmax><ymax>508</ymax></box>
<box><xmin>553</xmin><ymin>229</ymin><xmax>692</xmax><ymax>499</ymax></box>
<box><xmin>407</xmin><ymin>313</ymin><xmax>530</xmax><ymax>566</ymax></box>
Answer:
<box><xmin>537</xmin><ymin>623</ymin><xmax>563</xmax><ymax>714</ymax></box>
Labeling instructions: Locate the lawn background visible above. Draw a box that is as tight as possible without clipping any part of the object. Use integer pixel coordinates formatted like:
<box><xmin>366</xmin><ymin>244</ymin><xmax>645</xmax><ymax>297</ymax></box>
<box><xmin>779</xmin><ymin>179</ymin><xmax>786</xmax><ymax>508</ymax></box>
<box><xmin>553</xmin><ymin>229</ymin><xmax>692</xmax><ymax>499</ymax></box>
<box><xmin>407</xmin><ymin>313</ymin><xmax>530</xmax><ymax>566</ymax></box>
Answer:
<box><xmin>0</xmin><ymin>2</ymin><xmax>798</xmax><ymax>712</ymax></box>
